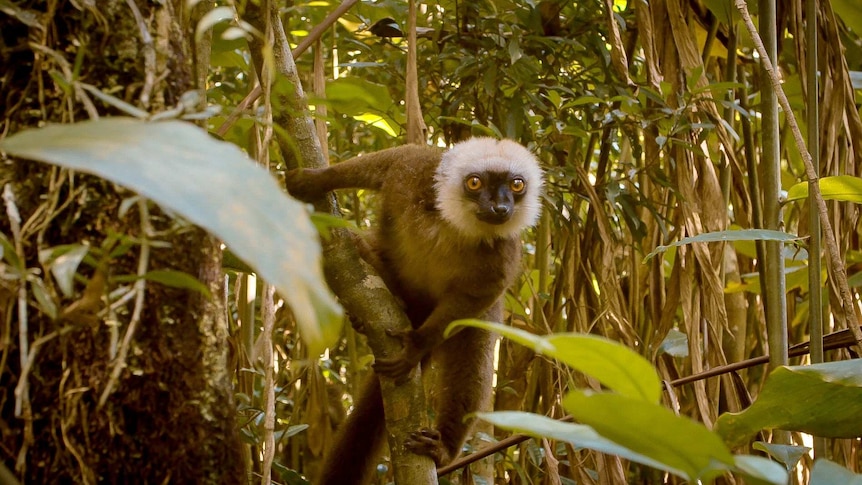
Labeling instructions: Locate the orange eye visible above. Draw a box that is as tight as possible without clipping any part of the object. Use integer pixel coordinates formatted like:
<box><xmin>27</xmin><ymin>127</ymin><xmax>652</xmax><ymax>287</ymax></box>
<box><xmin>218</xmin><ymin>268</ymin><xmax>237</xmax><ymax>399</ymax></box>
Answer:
<box><xmin>510</xmin><ymin>177</ymin><xmax>526</xmax><ymax>194</ymax></box>
<box><xmin>465</xmin><ymin>176</ymin><xmax>483</xmax><ymax>191</ymax></box>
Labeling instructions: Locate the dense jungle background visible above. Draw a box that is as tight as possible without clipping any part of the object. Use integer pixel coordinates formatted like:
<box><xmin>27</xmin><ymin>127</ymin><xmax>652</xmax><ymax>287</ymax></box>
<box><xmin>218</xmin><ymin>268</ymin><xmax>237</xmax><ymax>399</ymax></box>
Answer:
<box><xmin>2</xmin><ymin>0</ymin><xmax>862</xmax><ymax>483</ymax></box>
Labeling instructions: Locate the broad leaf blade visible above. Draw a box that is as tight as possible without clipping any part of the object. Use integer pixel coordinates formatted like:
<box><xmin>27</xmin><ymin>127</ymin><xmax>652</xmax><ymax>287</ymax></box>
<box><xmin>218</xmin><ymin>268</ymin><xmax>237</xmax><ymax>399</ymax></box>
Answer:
<box><xmin>786</xmin><ymin>175</ymin><xmax>862</xmax><ymax>204</ymax></box>
<box><xmin>733</xmin><ymin>455</ymin><xmax>790</xmax><ymax>485</ymax></box>
<box><xmin>563</xmin><ymin>390</ymin><xmax>735</xmax><ymax>482</ymax></box>
<box><xmin>1</xmin><ymin>117</ymin><xmax>342</xmax><ymax>353</ymax></box>
<box><xmin>450</xmin><ymin>320</ymin><xmax>661</xmax><ymax>402</ymax></box>
<box><xmin>716</xmin><ymin>360</ymin><xmax>862</xmax><ymax>448</ymax></box>
<box><xmin>752</xmin><ymin>442</ymin><xmax>810</xmax><ymax>471</ymax></box>
<box><xmin>477</xmin><ymin>411</ymin><xmax>681</xmax><ymax>476</ymax></box>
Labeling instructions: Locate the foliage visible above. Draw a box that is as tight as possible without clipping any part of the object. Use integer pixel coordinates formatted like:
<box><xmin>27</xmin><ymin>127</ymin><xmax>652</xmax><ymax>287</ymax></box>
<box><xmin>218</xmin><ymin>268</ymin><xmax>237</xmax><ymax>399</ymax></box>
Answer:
<box><xmin>460</xmin><ymin>320</ymin><xmax>862</xmax><ymax>483</ymax></box>
<box><xmin>3</xmin><ymin>0</ymin><xmax>862</xmax><ymax>483</ymax></box>
<box><xmin>0</xmin><ymin>117</ymin><xmax>342</xmax><ymax>354</ymax></box>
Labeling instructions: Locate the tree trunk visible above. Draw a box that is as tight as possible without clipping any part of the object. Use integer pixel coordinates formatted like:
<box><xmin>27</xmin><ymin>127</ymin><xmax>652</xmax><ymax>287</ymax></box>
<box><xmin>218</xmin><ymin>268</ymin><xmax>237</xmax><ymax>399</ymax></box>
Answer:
<box><xmin>0</xmin><ymin>2</ymin><xmax>245</xmax><ymax>483</ymax></box>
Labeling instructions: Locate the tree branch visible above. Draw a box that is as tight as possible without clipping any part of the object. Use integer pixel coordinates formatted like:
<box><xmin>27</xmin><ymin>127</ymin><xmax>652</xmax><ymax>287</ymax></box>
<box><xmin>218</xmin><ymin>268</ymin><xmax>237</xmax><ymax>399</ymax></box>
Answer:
<box><xmin>243</xmin><ymin>3</ymin><xmax>438</xmax><ymax>483</ymax></box>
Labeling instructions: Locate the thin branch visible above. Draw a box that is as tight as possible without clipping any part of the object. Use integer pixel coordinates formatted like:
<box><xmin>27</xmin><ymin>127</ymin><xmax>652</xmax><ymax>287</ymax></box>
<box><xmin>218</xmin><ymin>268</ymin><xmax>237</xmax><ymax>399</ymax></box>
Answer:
<box><xmin>292</xmin><ymin>0</ymin><xmax>360</xmax><ymax>58</ymax></box>
<box><xmin>98</xmin><ymin>200</ymin><xmax>151</xmax><ymax>408</ymax></box>
<box><xmin>125</xmin><ymin>0</ymin><xmax>155</xmax><ymax>108</ymax></box>
<box><xmin>5</xmin><ymin>184</ymin><xmax>29</xmax><ymax>418</ymax></box>
<box><xmin>258</xmin><ymin>8</ymin><xmax>277</xmax><ymax>481</ymax></box>
<box><xmin>260</xmin><ymin>284</ymin><xmax>277</xmax><ymax>485</ymax></box>
<box><xmin>405</xmin><ymin>0</ymin><xmax>427</xmax><ymax>143</ymax></box>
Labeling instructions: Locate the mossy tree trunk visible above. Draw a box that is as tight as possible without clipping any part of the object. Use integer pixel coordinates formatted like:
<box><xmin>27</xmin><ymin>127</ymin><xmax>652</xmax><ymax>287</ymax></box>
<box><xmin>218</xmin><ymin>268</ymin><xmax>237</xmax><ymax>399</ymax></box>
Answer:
<box><xmin>0</xmin><ymin>2</ymin><xmax>245</xmax><ymax>483</ymax></box>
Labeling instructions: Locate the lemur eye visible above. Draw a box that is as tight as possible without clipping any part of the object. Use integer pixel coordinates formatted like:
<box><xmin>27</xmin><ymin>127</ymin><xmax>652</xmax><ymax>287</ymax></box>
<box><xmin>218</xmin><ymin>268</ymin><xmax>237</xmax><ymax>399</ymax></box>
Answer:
<box><xmin>465</xmin><ymin>176</ymin><xmax>483</xmax><ymax>191</ymax></box>
<box><xmin>510</xmin><ymin>177</ymin><xmax>526</xmax><ymax>194</ymax></box>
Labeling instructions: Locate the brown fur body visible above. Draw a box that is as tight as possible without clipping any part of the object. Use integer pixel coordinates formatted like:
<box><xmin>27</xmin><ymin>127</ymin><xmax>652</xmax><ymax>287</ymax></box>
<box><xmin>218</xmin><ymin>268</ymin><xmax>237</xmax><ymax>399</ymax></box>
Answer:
<box><xmin>285</xmin><ymin>141</ymin><xmax>541</xmax><ymax>485</ymax></box>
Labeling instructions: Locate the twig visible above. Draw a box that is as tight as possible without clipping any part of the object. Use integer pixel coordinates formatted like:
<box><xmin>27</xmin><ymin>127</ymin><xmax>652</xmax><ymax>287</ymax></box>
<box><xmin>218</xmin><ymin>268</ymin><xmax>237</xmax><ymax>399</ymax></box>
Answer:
<box><xmin>4</xmin><ymin>185</ymin><xmax>30</xmax><ymax>418</ymax></box>
<box><xmin>259</xmin><ymin>7</ymin><xmax>277</xmax><ymax>483</ymax></box>
<box><xmin>260</xmin><ymin>284</ymin><xmax>276</xmax><ymax>485</ymax></box>
<box><xmin>14</xmin><ymin>327</ymin><xmax>77</xmax><ymax>410</ymax></box>
<box><xmin>97</xmin><ymin>200</ymin><xmax>151</xmax><ymax>407</ymax></box>
<box><xmin>28</xmin><ymin>43</ymin><xmax>99</xmax><ymax>120</ymax></box>
<box><xmin>733</xmin><ymin>0</ymin><xmax>862</xmax><ymax>352</ymax></box>
<box><xmin>125</xmin><ymin>0</ymin><xmax>155</xmax><ymax>108</ymax></box>
<box><xmin>292</xmin><ymin>0</ymin><xmax>360</xmax><ymax>58</ymax></box>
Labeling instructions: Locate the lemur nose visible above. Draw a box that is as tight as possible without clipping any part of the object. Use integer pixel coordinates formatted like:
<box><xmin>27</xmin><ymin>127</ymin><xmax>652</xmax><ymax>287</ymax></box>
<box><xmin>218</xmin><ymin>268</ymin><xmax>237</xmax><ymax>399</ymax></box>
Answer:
<box><xmin>493</xmin><ymin>204</ymin><xmax>511</xmax><ymax>215</ymax></box>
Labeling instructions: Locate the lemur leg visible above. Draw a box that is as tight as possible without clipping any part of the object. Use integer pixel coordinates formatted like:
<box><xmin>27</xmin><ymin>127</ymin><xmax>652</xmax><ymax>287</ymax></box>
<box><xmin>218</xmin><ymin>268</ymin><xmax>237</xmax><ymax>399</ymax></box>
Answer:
<box><xmin>405</xmin><ymin>325</ymin><xmax>496</xmax><ymax>465</ymax></box>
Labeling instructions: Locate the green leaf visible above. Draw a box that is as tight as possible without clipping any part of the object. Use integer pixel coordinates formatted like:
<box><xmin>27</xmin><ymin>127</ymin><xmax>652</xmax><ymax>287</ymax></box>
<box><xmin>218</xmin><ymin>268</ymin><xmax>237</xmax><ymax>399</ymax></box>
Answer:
<box><xmin>482</xmin><ymin>412</ymin><xmax>786</xmax><ymax>485</ymax></box>
<box><xmin>325</xmin><ymin>77</ymin><xmax>394</xmax><ymax>117</ymax></box>
<box><xmin>114</xmin><ymin>270</ymin><xmax>212</xmax><ymax>298</ymax></box>
<box><xmin>562</xmin><ymin>390</ymin><xmax>735</xmax><ymax>482</ymax></box>
<box><xmin>732</xmin><ymin>455</ymin><xmax>790</xmax><ymax>485</ymax></box>
<box><xmin>39</xmin><ymin>244</ymin><xmax>89</xmax><ymax>298</ymax></box>
<box><xmin>752</xmin><ymin>442</ymin><xmax>810</xmax><ymax>471</ymax></box>
<box><xmin>0</xmin><ymin>118</ymin><xmax>342</xmax><ymax>354</ymax></box>
<box><xmin>644</xmin><ymin>229</ymin><xmax>801</xmax><ymax>262</ymax></box>
<box><xmin>716</xmin><ymin>360</ymin><xmax>862</xmax><ymax>448</ymax></box>
<box><xmin>786</xmin><ymin>175</ymin><xmax>862</xmax><ymax>204</ymax></box>
<box><xmin>29</xmin><ymin>276</ymin><xmax>58</xmax><ymax>320</ymax></box>
<box><xmin>810</xmin><ymin>458</ymin><xmax>862</xmax><ymax>485</ymax></box>
<box><xmin>477</xmin><ymin>411</ymin><xmax>677</xmax><ymax>475</ymax></box>
<box><xmin>448</xmin><ymin>320</ymin><xmax>661</xmax><ymax>403</ymax></box>
<box><xmin>0</xmin><ymin>231</ymin><xmax>22</xmax><ymax>272</ymax></box>
<box><xmin>831</xmin><ymin>0</ymin><xmax>862</xmax><ymax>39</ymax></box>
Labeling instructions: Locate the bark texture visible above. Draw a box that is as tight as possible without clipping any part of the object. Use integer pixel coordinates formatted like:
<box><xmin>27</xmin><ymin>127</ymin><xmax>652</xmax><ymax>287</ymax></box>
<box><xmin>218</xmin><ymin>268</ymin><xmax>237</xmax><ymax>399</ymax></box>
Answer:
<box><xmin>0</xmin><ymin>2</ymin><xmax>244</xmax><ymax>483</ymax></box>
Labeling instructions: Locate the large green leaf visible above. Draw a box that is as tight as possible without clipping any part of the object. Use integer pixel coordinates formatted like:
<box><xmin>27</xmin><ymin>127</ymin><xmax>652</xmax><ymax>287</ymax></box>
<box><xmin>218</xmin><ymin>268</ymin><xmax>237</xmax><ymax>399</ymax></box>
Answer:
<box><xmin>786</xmin><ymin>175</ymin><xmax>862</xmax><ymax>204</ymax></box>
<box><xmin>477</xmin><ymin>411</ymin><xmax>679</xmax><ymax>475</ymax></box>
<box><xmin>481</xmin><ymin>411</ymin><xmax>785</xmax><ymax>484</ymax></box>
<box><xmin>0</xmin><ymin>117</ymin><xmax>342</xmax><ymax>354</ymax></box>
<box><xmin>716</xmin><ymin>360</ymin><xmax>862</xmax><ymax>448</ymax></box>
<box><xmin>324</xmin><ymin>77</ymin><xmax>399</xmax><ymax>135</ymax></box>
<box><xmin>562</xmin><ymin>390</ymin><xmax>736</xmax><ymax>482</ymax></box>
<box><xmin>449</xmin><ymin>320</ymin><xmax>661</xmax><ymax>403</ymax></box>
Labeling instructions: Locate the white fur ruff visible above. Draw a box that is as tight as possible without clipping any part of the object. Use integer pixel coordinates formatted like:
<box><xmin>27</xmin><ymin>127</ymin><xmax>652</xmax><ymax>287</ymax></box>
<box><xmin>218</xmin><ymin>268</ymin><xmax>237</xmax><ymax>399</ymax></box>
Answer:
<box><xmin>434</xmin><ymin>138</ymin><xmax>544</xmax><ymax>241</ymax></box>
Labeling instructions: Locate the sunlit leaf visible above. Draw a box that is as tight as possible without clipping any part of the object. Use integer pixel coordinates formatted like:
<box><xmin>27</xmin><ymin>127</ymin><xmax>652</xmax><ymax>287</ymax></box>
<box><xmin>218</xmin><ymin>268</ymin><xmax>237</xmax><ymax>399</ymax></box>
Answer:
<box><xmin>786</xmin><ymin>175</ymin><xmax>862</xmax><ymax>204</ymax></box>
<box><xmin>562</xmin><ymin>390</ymin><xmax>735</xmax><ymax>482</ymax></box>
<box><xmin>449</xmin><ymin>320</ymin><xmax>661</xmax><ymax>403</ymax></box>
<box><xmin>716</xmin><ymin>360</ymin><xmax>862</xmax><ymax>448</ymax></box>
<box><xmin>832</xmin><ymin>0</ymin><xmax>862</xmax><ymax>39</ymax></box>
<box><xmin>352</xmin><ymin>113</ymin><xmax>398</xmax><ymax>137</ymax></box>
<box><xmin>0</xmin><ymin>118</ymin><xmax>342</xmax><ymax>354</ymax></box>
<box><xmin>477</xmin><ymin>411</ymin><xmax>678</xmax><ymax>475</ymax></box>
